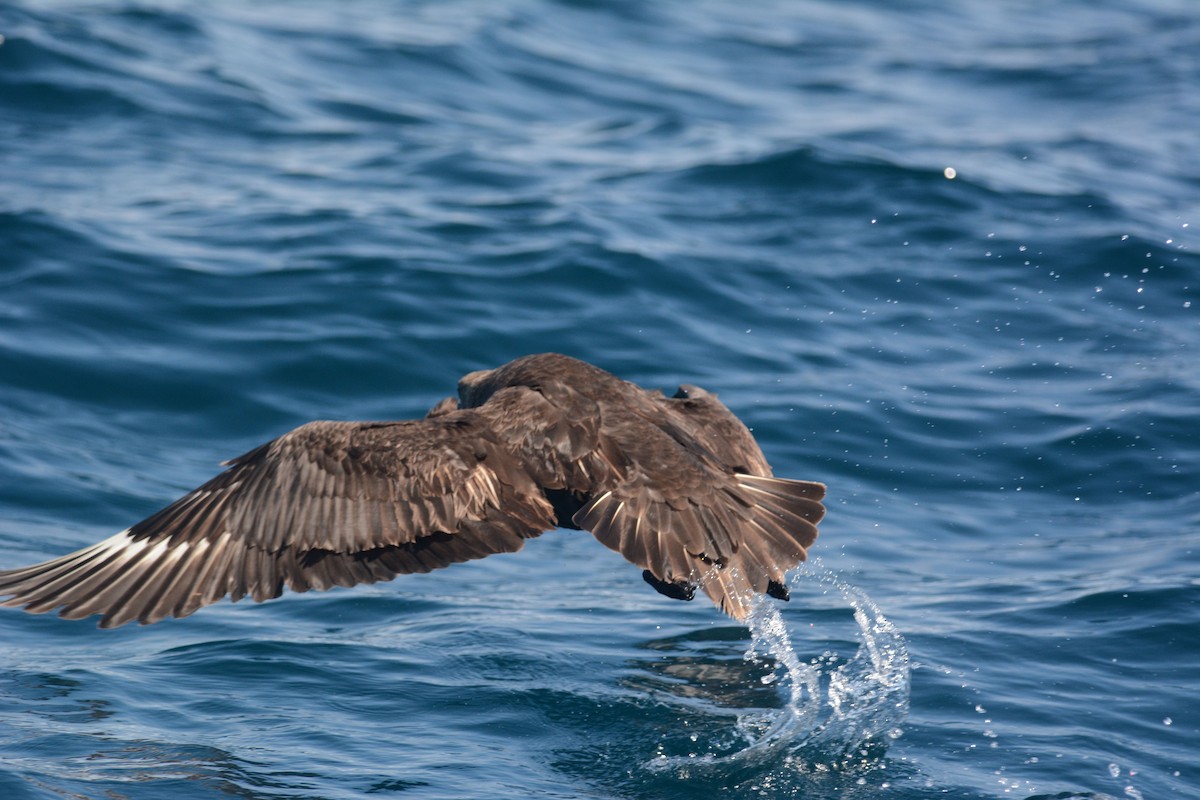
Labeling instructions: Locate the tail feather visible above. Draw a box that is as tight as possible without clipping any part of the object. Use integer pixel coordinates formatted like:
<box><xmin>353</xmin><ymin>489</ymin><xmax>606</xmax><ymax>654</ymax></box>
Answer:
<box><xmin>577</xmin><ymin>473</ymin><xmax>826</xmax><ymax>620</ymax></box>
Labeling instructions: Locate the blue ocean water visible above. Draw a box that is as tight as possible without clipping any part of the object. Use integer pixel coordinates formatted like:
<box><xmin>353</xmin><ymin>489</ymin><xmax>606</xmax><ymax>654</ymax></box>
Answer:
<box><xmin>1</xmin><ymin>1</ymin><xmax>1197</xmax><ymax>798</ymax></box>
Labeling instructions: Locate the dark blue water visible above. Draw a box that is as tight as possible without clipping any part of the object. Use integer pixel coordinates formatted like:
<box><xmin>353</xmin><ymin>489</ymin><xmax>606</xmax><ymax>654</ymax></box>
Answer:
<box><xmin>1</xmin><ymin>2</ymin><xmax>1197</xmax><ymax>798</ymax></box>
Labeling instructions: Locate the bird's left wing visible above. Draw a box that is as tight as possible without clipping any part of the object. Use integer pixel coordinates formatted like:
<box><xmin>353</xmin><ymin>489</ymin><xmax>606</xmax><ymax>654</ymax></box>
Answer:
<box><xmin>0</xmin><ymin>415</ymin><xmax>556</xmax><ymax>628</ymax></box>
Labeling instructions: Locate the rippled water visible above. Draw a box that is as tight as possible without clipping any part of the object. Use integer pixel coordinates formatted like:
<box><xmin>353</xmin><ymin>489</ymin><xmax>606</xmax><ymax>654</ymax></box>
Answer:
<box><xmin>1</xmin><ymin>1</ymin><xmax>1197</xmax><ymax>798</ymax></box>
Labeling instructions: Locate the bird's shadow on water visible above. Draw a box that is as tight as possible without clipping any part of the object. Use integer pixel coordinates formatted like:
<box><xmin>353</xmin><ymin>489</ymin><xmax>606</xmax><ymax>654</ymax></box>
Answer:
<box><xmin>540</xmin><ymin>565</ymin><xmax>915</xmax><ymax>800</ymax></box>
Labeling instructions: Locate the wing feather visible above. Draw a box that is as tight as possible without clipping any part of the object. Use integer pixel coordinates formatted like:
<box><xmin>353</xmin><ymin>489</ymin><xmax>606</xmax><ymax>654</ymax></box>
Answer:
<box><xmin>0</xmin><ymin>414</ymin><xmax>556</xmax><ymax>627</ymax></box>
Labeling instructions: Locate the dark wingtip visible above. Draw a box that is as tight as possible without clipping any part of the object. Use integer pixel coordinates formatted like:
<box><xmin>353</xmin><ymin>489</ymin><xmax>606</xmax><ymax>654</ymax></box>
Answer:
<box><xmin>642</xmin><ymin>570</ymin><xmax>696</xmax><ymax>601</ymax></box>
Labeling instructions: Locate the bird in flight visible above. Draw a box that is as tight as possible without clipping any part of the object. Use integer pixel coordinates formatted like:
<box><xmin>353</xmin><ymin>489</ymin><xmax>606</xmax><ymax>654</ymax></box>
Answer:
<box><xmin>0</xmin><ymin>353</ymin><xmax>825</xmax><ymax>628</ymax></box>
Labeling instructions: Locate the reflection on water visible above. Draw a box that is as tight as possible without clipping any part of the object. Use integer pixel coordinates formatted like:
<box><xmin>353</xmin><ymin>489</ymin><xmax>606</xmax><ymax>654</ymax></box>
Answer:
<box><xmin>4</xmin><ymin>671</ymin><xmax>116</xmax><ymax>724</ymax></box>
<box><xmin>625</xmin><ymin>626</ymin><xmax>779</xmax><ymax>710</ymax></box>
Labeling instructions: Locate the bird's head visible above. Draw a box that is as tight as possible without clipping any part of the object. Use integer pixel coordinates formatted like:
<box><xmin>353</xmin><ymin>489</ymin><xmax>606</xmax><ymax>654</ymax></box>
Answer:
<box><xmin>672</xmin><ymin>384</ymin><xmax>711</xmax><ymax>400</ymax></box>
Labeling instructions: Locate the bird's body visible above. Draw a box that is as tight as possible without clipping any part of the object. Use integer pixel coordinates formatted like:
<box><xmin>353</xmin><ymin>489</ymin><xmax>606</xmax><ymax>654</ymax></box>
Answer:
<box><xmin>0</xmin><ymin>354</ymin><xmax>825</xmax><ymax>627</ymax></box>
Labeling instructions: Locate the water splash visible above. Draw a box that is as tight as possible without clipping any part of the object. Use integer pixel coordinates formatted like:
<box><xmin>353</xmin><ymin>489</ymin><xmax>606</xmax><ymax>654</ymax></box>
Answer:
<box><xmin>647</xmin><ymin>563</ymin><xmax>910</xmax><ymax>773</ymax></box>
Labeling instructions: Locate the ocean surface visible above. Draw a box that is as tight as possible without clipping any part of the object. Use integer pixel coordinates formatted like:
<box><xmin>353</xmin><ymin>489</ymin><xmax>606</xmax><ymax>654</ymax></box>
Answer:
<box><xmin>0</xmin><ymin>1</ymin><xmax>1197</xmax><ymax>798</ymax></box>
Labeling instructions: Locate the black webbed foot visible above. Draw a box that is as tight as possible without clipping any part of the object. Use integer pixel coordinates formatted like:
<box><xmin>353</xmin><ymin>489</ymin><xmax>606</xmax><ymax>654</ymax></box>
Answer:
<box><xmin>642</xmin><ymin>570</ymin><xmax>696</xmax><ymax>601</ymax></box>
<box><xmin>766</xmin><ymin>580</ymin><xmax>790</xmax><ymax>601</ymax></box>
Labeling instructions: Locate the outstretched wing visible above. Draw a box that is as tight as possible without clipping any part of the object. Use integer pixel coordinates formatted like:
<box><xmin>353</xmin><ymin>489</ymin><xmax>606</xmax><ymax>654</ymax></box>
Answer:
<box><xmin>0</xmin><ymin>414</ymin><xmax>556</xmax><ymax>628</ymax></box>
